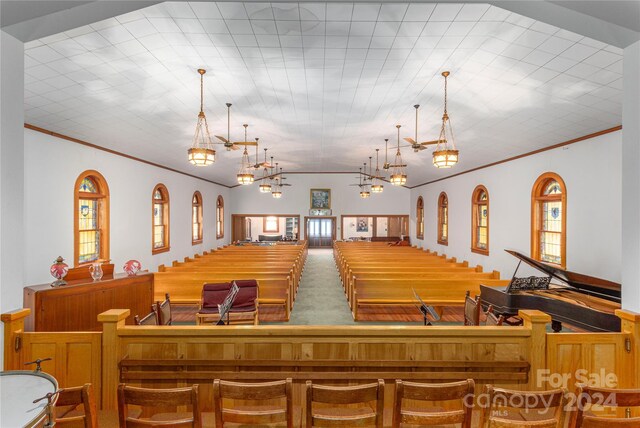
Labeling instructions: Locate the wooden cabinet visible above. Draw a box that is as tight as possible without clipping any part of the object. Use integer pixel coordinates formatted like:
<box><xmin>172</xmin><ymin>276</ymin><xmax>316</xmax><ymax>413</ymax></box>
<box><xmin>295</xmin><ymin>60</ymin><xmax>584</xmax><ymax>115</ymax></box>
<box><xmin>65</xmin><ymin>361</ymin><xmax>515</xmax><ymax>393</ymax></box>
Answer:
<box><xmin>23</xmin><ymin>272</ymin><xmax>154</xmax><ymax>331</ymax></box>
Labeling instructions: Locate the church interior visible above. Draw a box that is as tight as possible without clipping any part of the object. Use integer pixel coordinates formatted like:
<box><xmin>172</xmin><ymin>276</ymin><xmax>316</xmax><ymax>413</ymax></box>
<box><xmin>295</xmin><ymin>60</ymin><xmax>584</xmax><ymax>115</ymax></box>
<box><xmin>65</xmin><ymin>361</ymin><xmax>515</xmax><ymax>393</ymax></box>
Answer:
<box><xmin>1</xmin><ymin>1</ymin><xmax>640</xmax><ymax>426</ymax></box>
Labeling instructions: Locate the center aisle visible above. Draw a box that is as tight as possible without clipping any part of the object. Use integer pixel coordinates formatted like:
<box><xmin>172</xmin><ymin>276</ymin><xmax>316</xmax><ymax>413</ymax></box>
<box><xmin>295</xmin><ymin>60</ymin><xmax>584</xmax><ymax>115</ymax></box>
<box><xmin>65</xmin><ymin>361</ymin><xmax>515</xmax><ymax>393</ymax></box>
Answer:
<box><xmin>288</xmin><ymin>248</ymin><xmax>356</xmax><ymax>325</ymax></box>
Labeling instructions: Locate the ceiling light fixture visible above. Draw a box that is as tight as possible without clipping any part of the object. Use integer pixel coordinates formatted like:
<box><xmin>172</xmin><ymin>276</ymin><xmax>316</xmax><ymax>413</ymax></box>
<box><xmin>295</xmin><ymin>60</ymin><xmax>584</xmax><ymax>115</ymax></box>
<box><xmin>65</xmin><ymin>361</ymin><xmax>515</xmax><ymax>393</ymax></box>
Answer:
<box><xmin>236</xmin><ymin>124</ymin><xmax>254</xmax><ymax>185</ymax></box>
<box><xmin>360</xmin><ymin>162</ymin><xmax>371</xmax><ymax>198</ymax></box>
<box><xmin>390</xmin><ymin>125</ymin><xmax>407</xmax><ymax>186</ymax></box>
<box><xmin>371</xmin><ymin>149</ymin><xmax>384</xmax><ymax>193</ymax></box>
<box><xmin>187</xmin><ymin>69</ymin><xmax>216</xmax><ymax>166</ymax></box>
<box><xmin>259</xmin><ymin>149</ymin><xmax>272</xmax><ymax>193</ymax></box>
<box><xmin>432</xmin><ymin>71</ymin><xmax>459</xmax><ymax>168</ymax></box>
<box><xmin>272</xmin><ymin>162</ymin><xmax>282</xmax><ymax>198</ymax></box>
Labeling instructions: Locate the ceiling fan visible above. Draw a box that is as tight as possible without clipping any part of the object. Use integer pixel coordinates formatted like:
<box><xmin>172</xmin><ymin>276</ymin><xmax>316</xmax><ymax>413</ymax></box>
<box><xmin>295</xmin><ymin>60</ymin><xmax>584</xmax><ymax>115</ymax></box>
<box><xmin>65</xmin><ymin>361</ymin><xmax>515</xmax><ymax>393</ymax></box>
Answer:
<box><xmin>348</xmin><ymin>167</ymin><xmax>368</xmax><ymax>188</ymax></box>
<box><xmin>271</xmin><ymin>162</ymin><xmax>291</xmax><ymax>187</ymax></box>
<box><xmin>253</xmin><ymin>146</ymin><xmax>273</xmax><ymax>169</ymax></box>
<box><xmin>214</xmin><ymin>103</ymin><xmax>258</xmax><ymax>151</ymax></box>
<box><xmin>404</xmin><ymin>104</ymin><xmax>439</xmax><ymax>152</ymax></box>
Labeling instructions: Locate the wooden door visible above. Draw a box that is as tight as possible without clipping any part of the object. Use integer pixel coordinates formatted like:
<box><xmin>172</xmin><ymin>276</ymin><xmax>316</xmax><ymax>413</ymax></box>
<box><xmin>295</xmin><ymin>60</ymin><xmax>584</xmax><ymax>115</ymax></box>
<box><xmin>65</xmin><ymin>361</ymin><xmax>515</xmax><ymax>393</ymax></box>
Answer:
<box><xmin>306</xmin><ymin>218</ymin><xmax>334</xmax><ymax>248</ymax></box>
<box><xmin>232</xmin><ymin>215</ymin><xmax>246</xmax><ymax>242</ymax></box>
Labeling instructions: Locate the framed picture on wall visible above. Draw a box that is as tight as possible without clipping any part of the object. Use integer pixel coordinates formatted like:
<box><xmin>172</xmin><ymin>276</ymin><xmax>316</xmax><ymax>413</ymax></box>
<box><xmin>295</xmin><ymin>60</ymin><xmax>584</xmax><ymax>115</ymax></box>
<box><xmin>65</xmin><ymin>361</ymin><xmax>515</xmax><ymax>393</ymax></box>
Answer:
<box><xmin>309</xmin><ymin>209</ymin><xmax>332</xmax><ymax>216</ymax></box>
<box><xmin>356</xmin><ymin>217</ymin><xmax>368</xmax><ymax>232</ymax></box>
<box><xmin>310</xmin><ymin>189</ymin><xmax>331</xmax><ymax>209</ymax></box>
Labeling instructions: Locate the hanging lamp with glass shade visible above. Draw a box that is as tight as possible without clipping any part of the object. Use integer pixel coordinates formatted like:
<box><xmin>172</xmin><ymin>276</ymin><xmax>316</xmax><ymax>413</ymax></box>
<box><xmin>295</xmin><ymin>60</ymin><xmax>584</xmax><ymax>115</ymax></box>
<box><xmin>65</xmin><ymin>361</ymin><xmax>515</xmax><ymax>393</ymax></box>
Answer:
<box><xmin>432</xmin><ymin>71</ymin><xmax>459</xmax><ymax>168</ymax></box>
<box><xmin>390</xmin><ymin>125</ymin><xmax>407</xmax><ymax>186</ymax></box>
<box><xmin>272</xmin><ymin>163</ymin><xmax>283</xmax><ymax>198</ymax></box>
<box><xmin>259</xmin><ymin>149</ymin><xmax>272</xmax><ymax>193</ymax></box>
<box><xmin>236</xmin><ymin>124</ymin><xmax>254</xmax><ymax>185</ymax></box>
<box><xmin>188</xmin><ymin>69</ymin><xmax>216</xmax><ymax>166</ymax></box>
<box><xmin>360</xmin><ymin>163</ymin><xmax>371</xmax><ymax>198</ymax></box>
<box><xmin>371</xmin><ymin>149</ymin><xmax>384</xmax><ymax>193</ymax></box>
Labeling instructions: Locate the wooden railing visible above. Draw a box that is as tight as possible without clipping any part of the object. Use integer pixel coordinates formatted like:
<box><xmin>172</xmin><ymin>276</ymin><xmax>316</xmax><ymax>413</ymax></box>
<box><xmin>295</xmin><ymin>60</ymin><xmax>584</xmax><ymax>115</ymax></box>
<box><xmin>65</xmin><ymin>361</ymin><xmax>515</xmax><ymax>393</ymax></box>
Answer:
<box><xmin>3</xmin><ymin>307</ymin><xmax>639</xmax><ymax>416</ymax></box>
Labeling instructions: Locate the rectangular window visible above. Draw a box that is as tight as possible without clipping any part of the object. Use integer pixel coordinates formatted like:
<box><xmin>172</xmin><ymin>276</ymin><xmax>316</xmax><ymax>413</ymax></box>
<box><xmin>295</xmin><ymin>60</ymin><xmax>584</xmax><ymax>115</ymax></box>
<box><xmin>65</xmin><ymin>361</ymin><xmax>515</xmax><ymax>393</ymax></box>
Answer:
<box><xmin>476</xmin><ymin>204</ymin><xmax>487</xmax><ymax>249</ymax></box>
<box><xmin>192</xmin><ymin>206</ymin><xmax>200</xmax><ymax>241</ymax></box>
<box><xmin>264</xmin><ymin>216</ymin><xmax>279</xmax><ymax>232</ymax></box>
<box><xmin>153</xmin><ymin>203</ymin><xmax>164</xmax><ymax>249</ymax></box>
<box><xmin>78</xmin><ymin>198</ymin><xmax>100</xmax><ymax>263</ymax></box>
<box><xmin>540</xmin><ymin>201</ymin><xmax>562</xmax><ymax>264</ymax></box>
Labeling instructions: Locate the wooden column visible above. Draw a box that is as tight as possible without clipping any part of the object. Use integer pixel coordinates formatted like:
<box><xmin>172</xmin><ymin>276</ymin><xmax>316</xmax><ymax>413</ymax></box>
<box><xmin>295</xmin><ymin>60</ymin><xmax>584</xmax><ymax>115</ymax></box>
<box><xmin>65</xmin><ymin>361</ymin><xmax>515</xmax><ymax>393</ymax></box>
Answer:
<box><xmin>520</xmin><ymin>309</ymin><xmax>551</xmax><ymax>390</ymax></box>
<box><xmin>616</xmin><ymin>309</ymin><xmax>640</xmax><ymax>388</ymax></box>
<box><xmin>99</xmin><ymin>309</ymin><xmax>129</xmax><ymax>410</ymax></box>
<box><xmin>1</xmin><ymin>308</ymin><xmax>30</xmax><ymax>370</ymax></box>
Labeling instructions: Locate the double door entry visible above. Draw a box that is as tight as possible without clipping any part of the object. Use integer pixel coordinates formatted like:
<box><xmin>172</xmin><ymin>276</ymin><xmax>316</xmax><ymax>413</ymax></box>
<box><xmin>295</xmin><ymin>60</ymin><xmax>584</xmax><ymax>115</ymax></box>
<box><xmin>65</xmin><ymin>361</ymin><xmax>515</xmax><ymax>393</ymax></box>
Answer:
<box><xmin>306</xmin><ymin>218</ymin><xmax>335</xmax><ymax>248</ymax></box>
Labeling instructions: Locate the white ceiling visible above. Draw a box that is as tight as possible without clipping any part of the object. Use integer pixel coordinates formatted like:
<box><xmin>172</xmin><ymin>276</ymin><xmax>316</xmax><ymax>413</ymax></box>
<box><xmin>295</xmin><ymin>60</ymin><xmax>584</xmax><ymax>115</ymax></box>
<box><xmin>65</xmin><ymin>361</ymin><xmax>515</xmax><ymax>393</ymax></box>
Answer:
<box><xmin>23</xmin><ymin>2</ymin><xmax>624</xmax><ymax>187</ymax></box>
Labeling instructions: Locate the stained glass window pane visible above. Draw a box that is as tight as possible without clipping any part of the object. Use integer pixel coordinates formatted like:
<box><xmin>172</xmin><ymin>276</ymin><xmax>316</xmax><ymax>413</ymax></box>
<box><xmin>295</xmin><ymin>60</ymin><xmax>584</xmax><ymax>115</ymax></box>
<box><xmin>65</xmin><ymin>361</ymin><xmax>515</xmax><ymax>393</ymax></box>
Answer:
<box><xmin>441</xmin><ymin>206</ymin><xmax>448</xmax><ymax>240</ymax></box>
<box><xmin>154</xmin><ymin>225</ymin><xmax>165</xmax><ymax>248</ymax></box>
<box><xmin>544</xmin><ymin>180</ymin><xmax>562</xmax><ymax>195</ymax></box>
<box><xmin>479</xmin><ymin>191</ymin><xmax>487</xmax><ymax>201</ymax></box>
<box><xmin>78</xmin><ymin>198</ymin><xmax>99</xmax><ymax>263</ymax></box>
<box><xmin>193</xmin><ymin>194</ymin><xmax>198</xmax><ymax>204</ymax></box>
<box><xmin>541</xmin><ymin>200</ymin><xmax>562</xmax><ymax>263</ymax></box>
<box><xmin>543</xmin><ymin>201</ymin><xmax>562</xmax><ymax>232</ymax></box>
<box><xmin>154</xmin><ymin>189</ymin><xmax>162</xmax><ymax>200</ymax></box>
<box><xmin>79</xmin><ymin>178</ymin><xmax>97</xmax><ymax>193</ymax></box>
<box><xmin>192</xmin><ymin>205</ymin><xmax>201</xmax><ymax>241</ymax></box>
<box><xmin>153</xmin><ymin>203</ymin><xmax>163</xmax><ymax>226</ymax></box>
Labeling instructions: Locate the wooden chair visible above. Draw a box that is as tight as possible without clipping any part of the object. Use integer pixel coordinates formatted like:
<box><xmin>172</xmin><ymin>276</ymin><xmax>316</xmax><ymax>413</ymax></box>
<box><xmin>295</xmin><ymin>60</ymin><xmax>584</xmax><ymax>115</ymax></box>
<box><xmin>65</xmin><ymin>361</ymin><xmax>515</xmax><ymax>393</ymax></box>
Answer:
<box><xmin>479</xmin><ymin>385</ymin><xmax>568</xmax><ymax>428</ymax></box>
<box><xmin>54</xmin><ymin>383</ymin><xmax>98</xmax><ymax>427</ymax></box>
<box><xmin>484</xmin><ymin>305</ymin><xmax>505</xmax><ymax>326</ymax></box>
<box><xmin>305</xmin><ymin>380</ymin><xmax>384</xmax><ymax>427</ymax></box>
<box><xmin>134</xmin><ymin>304</ymin><xmax>158</xmax><ymax>326</ymax></box>
<box><xmin>392</xmin><ymin>379</ymin><xmax>474</xmax><ymax>428</ymax></box>
<box><xmin>213</xmin><ymin>378</ymin><xmax>293</xmax><ymax>427</ymax></box>
<box><xmin>574</xmin><ymin>384</ymin><xmax>640</xmax><ymax>427</ymax></box>
<box><xmin>156</xmin><ymin>293</ymin><xmax>172</xmax><ymax>325</ymax></box>
<box><xmin>117</xmin><ymin>384</ymin><xmax>201</xmax><ymax>427</ymax></box>
<box><xmin>464</xmin><ymin>291</ymin><xmax>480</xmax><ymax>326</ymax></box>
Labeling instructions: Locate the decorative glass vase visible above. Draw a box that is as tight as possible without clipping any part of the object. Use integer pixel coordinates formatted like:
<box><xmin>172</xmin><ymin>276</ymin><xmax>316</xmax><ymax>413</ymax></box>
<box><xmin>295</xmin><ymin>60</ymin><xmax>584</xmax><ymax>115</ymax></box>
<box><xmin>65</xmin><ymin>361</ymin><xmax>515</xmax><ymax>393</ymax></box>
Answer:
<box><xmin>123</xmin><ymin>260</ymin><xmax>141</xmax><ymax>276</ymax></box>
<box><xmin>89</xmin><ymin>262</ymin><xmax>103</xmax><ymax>282</ymax></box>
<box><xmin>50</xmin><ymin>256</ymin><xmax>69</xmax><ymax>287</ymax></box>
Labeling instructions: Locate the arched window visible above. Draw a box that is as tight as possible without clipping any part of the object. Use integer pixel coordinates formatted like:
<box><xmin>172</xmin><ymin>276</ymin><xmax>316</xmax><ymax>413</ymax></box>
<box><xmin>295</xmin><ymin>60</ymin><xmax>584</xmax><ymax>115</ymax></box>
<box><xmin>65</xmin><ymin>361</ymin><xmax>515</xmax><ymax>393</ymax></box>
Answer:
<box><xmin>471</xmin><ymin>185</ymin><xmax>489</xmax><ymax>255</ymax></box>
<box><xmin>216</xmin><ymin>195</ymin><xmax>224</xmax><ymax>239</ymax></box>
<box><xmin>531</xmin><ymin>172</ymin><xmax>566</xmax><ymax>267</ymax></box>
<box><xmin>437</xmin><ymin>192</ymin><xmax>448</xmax><ymax>245</ymax></box>
<box><xmin>152</xmin><ymin>184</ymin><xmax>170</xmax><ymax>254</ymax></box>
<box><xmin>192</xmin><ymin>191</ymin><xmax>203</xmax><ymax>245</ymax></box>
<box><xmin>416</xmin><ymin>197</ymin><xmax>424</xmax><ymax>240</ymax></box>
<box><xmin>74</xmin><ymin>170</ymin><xmax>109</xmax><ymax>266</ymax></box>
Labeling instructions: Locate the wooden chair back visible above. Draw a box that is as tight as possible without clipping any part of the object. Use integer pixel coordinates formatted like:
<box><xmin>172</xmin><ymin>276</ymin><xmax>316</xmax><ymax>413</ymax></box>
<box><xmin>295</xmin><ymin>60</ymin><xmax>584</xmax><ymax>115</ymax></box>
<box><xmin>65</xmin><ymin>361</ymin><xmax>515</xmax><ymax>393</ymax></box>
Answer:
<box><xmin>392</xmin><ymin>379</ymin><xmax>474</xmax><ymax>428</ymax></box>
<box><xmin>574</xmin><ymin>384</ymin><xmax>640</xmax><ymax>427</ymax></box>
<box><xmin>484</xmin><ymin>305</ymin><xmax>505</xmax><ymax>326</ymax></box>
<box><xmin>479</xmin><ymin>385</ymin><xmax>568</xmax><ymax>428</ymax></box>
<box><xmin>54</xmin><ymin>383</ymin><xmax>98</xmax><ymax>428</ymax></box>
<box><xmin>134</xmin><ymin>304</ymin><xmax>158</xmax><ymax>326</ymax></box>
<box><xmin>464</xmin><ymin>291</ymin><xmax>480</xmax><ymax>326</ymax></box>
<box><xmin>117</xmin><ymin>384</ymin><xmax>201</xmax><ymax>427</ymax></box>
<box><xmin>213</xmin><ymin>378</ymin><xmax>293</xmax><ymax>427</ymax></box>
<box><xmin>305</xmin><ymin>380</ymin><xmax>384</xmax><ymax>427</ymax></box>
<box><xmin>157</xmin><ymin>293</ymin><xmax>172</xmax><ymax>325</ymax></box>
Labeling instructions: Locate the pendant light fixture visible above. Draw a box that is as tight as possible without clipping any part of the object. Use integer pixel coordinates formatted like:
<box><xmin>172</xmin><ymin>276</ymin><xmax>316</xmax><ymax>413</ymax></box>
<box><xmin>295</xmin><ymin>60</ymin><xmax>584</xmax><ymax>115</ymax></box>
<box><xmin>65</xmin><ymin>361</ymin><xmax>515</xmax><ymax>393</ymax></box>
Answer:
<box><xmin>272</xmin><ymin>163</ymin><xmax>282</xmax><ymax>198</ymax></box>
<box><xmin>371</xmin><ymin>149</ymin><xmax>384</xmax><ymax>193</ymax></box>
<box><xmin>390</xmin><ymin>125</ymin><xmax>407</xmax><ymax>186</ymax></box>
<box><xmin>187</xmin><ymin>69</ymin><xmax>216</xmax><ymax>166</ymax></box>
<box><xmin>432</xmin><ymin>71</ymin><xmax>459</xmax><ymax>168</ymax></box>
<box><xmin>236</xmin><ymin>124</ymin><xmax>254</xmax><ymax>185</ymax></box>
<box><xmin>360</xmin><ymin>163</ymin><xmax>371</xmax><ymax>198</ymax></box>
<box><xmin>259</xmin><ymin>149</ymin><xmax>272</xmax><ymax>193</ymax></box>
<box><xmin>383</xmin><ymin>139</ymin><xmax>390</xmax><ymax>170</ymax></box>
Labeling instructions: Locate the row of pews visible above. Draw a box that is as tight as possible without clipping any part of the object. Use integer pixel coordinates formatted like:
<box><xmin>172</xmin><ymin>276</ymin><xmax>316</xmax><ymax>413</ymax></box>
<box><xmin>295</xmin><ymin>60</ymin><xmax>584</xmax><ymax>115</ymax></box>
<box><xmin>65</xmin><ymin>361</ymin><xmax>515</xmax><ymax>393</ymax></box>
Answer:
<box><xmin>154</xmin><ymin>241</ymin><xmax>308</xmax><ymax>321</ymax></box>
<box><xmin>333</xmin><ymin>241</ymin><xmax>510</xmax><ymax>320</ymax></box>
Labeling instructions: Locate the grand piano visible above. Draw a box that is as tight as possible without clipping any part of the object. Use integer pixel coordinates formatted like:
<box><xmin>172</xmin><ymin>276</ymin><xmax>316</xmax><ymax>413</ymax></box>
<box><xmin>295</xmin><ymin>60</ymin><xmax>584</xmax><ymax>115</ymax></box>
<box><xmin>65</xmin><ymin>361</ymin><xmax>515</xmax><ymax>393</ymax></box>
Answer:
<box><xmin>480</xmin><ymin>250</ymin><xmax>621</xmax><ymax>332</ymax></box>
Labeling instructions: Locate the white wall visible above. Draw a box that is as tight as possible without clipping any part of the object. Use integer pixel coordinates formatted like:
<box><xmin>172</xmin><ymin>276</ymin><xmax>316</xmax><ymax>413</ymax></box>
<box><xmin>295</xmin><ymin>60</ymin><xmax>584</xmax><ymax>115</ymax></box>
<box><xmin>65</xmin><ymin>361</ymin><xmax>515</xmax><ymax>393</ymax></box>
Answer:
<box><xmin>1</xmin><ymin>30</ymin><xmax>25</xmax><ymax>369</ymax></box>
<box><xmin>230</xmin><ymin>173</ymin><xmax>410</xmax><ymax>240</ymax></box>
<box><xmin>23</xmin><ymin>129</ymin><xmax>231</xmax><ymax>286</ymax></box>
<box><xmin>410</xmin><ymin>130</ymin><xmax>622</xmax><ymax>284</ymax></box>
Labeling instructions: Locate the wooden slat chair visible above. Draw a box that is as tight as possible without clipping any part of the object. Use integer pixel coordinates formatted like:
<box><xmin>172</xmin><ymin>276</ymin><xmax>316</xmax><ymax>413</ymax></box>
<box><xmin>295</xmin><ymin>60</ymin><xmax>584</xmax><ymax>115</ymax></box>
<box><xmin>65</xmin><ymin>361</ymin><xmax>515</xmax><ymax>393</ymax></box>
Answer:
<box><xmin>392</xmin><ymin>379</ymin><xmax>474</xmax><ymax>428</ymax></box>
<box><xmin>54</xmin><ymin>383</ymin><xmax>98</xmax><ymax>428</ymax></box>
<box><xmin>305</xmin><ymin>380</ymin><xmax>385</xmax><ymax>428</ymax></box>
<box><xmin>479</xmin><ymin>385</ymin><xmax>569</xmax><ymax>428</ymax></box>
<box><xmin>574</xmin><ymin>384</ymin><xmax>640</xmax><ymax>427</ymax></box>
<box><xmin>117</xmin><ymin>384</ymin><xmax>201</xmax><ymax>428</ymax></box>
<box><xmin>464</xmin><ymin>291</ymin><xmax>481</xmax><ymax>326</ymax></box>
<box><xmin>134</xmin><ymin>304</ymin><xmax>158</xmax><ymax>326</ymax></box>
<box><xmin>213</xmin><ymin>378</ymin><xmax>293</xmax><ymax>427</ymax></box>
<box><xmin>156</xmin><ymin>293</ymin><xmax>172</xmax><ymax>325</ymax></box>
<box><xmin>484</xmin><ymin>305</ymin><xmax>505</xmax><ymax>327</ymax></box>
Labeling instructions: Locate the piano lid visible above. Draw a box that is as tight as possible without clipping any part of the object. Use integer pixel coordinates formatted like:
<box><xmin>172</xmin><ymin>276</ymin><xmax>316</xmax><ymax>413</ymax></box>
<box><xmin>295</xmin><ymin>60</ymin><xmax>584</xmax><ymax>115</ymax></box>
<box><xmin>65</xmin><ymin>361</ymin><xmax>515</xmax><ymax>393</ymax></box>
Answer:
<box><xmin>505</xmin><ymin>250</ymin><xmax>620</xmax><ymax>301</ymax></box>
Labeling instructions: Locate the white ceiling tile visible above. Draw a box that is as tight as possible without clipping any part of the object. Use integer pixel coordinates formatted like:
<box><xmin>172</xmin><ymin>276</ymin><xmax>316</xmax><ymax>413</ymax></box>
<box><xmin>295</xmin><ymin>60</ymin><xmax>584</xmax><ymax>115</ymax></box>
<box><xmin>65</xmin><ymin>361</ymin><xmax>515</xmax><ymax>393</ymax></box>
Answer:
<box><xmin>301</xmin><ymin>21</ymin><xmax>324</xmax><ymax>35</ymax></box>
<box><xmin>403</xmin><ymin>4</ymin><xmax>435</xmax><ymax>22</ymax></box>
<box><xmin>560</xmin><ymin>43</ymin><xmax>599</xmax><ymax>62</ymax></box>
<box><xmin>217</xmin><ymin>3</ymin><xmax>248</xmax><ymax>20</ymax></box>
<box><xmin>500</xmin><ymin>44</ymin><xmax>533</xmax><ymax>61</ymax></box>
<box><xmin>429</xmin><ymin>3</ymin><xmax>463</xmax><ymax>21</ymax></box>
<box><xmin>543</xmin><ymin>56</ymin><xmax>578</xmax><ymax>73</ymax></box>
<box><xmin>522</xmin><ymin>49</ymin><xmax>555</xmax><ymax>67</ymax></box>
<box><xmin>162</xmin><ymin>32</ymin><xmax>190</xmax><ymax>46</ymax></box>
<box><xmin>257</xmin><ymin>35</ymin><xmax>281</xmax><ymax>48</ymax></box>
<box><xmin>227</xmin><ymin>19</ymin><xmax>254</xmax><ymax>35</ymax></box>
<box><xmin>436</xmin><ymin>36</ymin><xmax>463</xmax><ymax>50</ymax></box>
<box><xmin>480</xmin><ymin>6</ymin><xmax>510</xmax><ymax>21</ymax></box>
<box><xmin>565</xmin><ymin>62</ymin><xmax>602</xmax><ymax>79</ymax></box>
<box><xmin>326</xmin><ymin>21</ymin><xmax>350</xmax><ymax>36</ymax></box>
<box><xmin>272</xmin><ymin>3</ymin><xmax>300</xmax><ymax>20</ymax></box>
<box><xmin>175</xmin><ymin>18</ymin><xmax>206</xmax><ymax>33</ymax></box>
<box><xmin>583</xmin><ymin>50</ymin><xmax>621</xmax><ymax>68</ymax></box>
<box><xmin>303</xmin><ymin>36</ymin><xmax>325</xmax><ymax>48</ymax></box>
<box><xmin>422</xmin><ymin>21</ymin><xmax>450</xmax><ymax>37</ymax></box>
<box><xmin>458</xmin><ymin>35</ymin><xmax>487</xmax><ymax>49</ymax></box>
<box><xmin>514</xmin><ymin>29</ymin><xmax>550</xmax><ymax>49</ymax></box>
<box><xmin>606</xmin><ymin>60</ymin><xmax>623</xmax><ymax>74</ymax></box>
<box><xmin>26</xmin><ymin>45</ymin><xmax>65</xmax><ymax>63</ymax></box>
<box><xmin>232</xmin><ymin>34</ymin><xmax>258</xmax><ymax>47</ymax></box>
<box><xmin>536</xmin><ymin>36</ymin><xmax>574</xmax><ymax>55</ymax></box>
<box><xmin>397</xmin><ymin>22</ymin><xmax>425</xmax><ymax>37</ymax></box>
<box><xmin>350</xmin><ymin>21</ymin><xmax>376</xmax><ymax>37</ymax></box>
<box><xmin>47</xmin><ymin>39</ymin><xmax>89</xmax><ymax>57</ymax></box>
<box><xmin>201</xmin><ymin>19</ymin><xmax>229</xmax><ymax>34</ymax></box>
<box><xmin>352</xmin><ymin>4</ymin><xmax>380</xmax><ymax>21</ymax></box>
<box><xmin>579</xmin><ymin>37</ymin><xmax>608</xmax><ymax>50</ymax></box>
<box><xmin>445</xmin><ymin>22</ymin><xmax>474</xmax><ymax>37</ymax></box>
<box><xmin>209</xmin><ymin>33</ymin><xmax>236</xmax><ymax>46</ymax></box>
<box><xmin>455</xmin><ymin>4</ymin><xmax>490</xmax><ymax>22</ymax></box>
<box><xmin>148</xmin><ymin>17</ymin><xmax>181</xmax><ymax>33</ymax></box>
<box><xmin>90</xmin><ymin>17</ymin><xmax>120</xmax><ymax>31</ymax></box>
<box><xmin>370</xmin><ymin>37</ymin><xmax>395</xmax><ymax>49</ymax></box>
<box><xmin>347</xmin><ymin>36</ymin><xmax>371</xmax><ymax>49</ymax></box>
<box><xmin>326</xmin><ymin>3</ymin><xmax>353</xmax><ymax>21</ymax></box>
<box><xmin>122</xmin><ymin>19</ymin><xmax>157</xmax><ymax>39</ymax></box>
<box><xmin>585</xmin><ymin>69</ymin><xmax>621</xmax><ymax>86</ymax></box>
<box><xmin>554</xmin><ymin>29</ymin><xmax>583</xmax><ymax>42</ymax></box>
<box><xmin>188</xmin><ymin>2</ymin><xmax>222</xmax><ymax>19</ymax></box>
<box><xmin>325</xmin><ymin>36</ymin><xmax>348</xmax><ymax>49</ymax></box>
<box><xmin>163</xmin><ymin>3</ymin><xmax>196</xmax><ymax>19</ymax></box>
<box><xmin>373</xmin><ymin>21</ymin><xmax>401</xmax><ymax>37</ymax></box>
<box><xmin>276</xmin><ymin>20</ymin><xmax>301</xmax><ymax>36</ymax></box>
<box><xmin>529</xmin><ymin>21</ymin><xmax>558</xmax><ymax>35</ymax></box>
<box><xmin>115</xmin><ymin>39</ymin><xmax>147</xmax><ymax>56</ymax></box>
<box><xmin>63</xmin><ymin>25</ymin><xmax>94</xmax><ymax>38</ymax></box>
<box><xmin>299</xmin><ymin>3</ymin><xmax>326</xmax><ymax>21</ymax></box>
<box><xmin>378</xmin><ymin>4</ymin><xmax>408</xmax><ymax>21</ymax></box>
<box><xmin>505</xmin><ymin>13</ymin><xmax>535</xmax><ymax>29</ymax></box>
